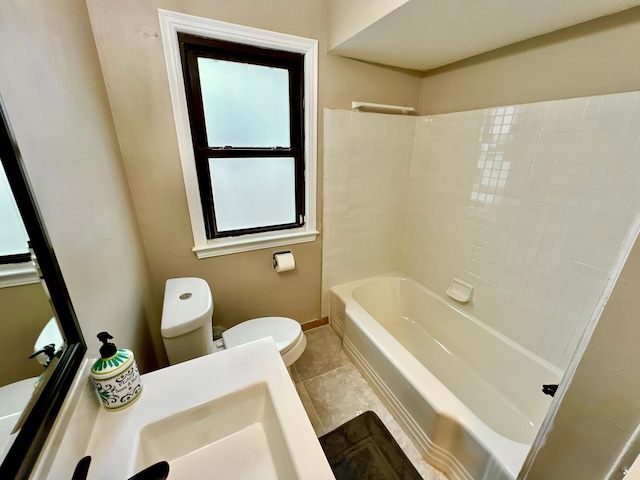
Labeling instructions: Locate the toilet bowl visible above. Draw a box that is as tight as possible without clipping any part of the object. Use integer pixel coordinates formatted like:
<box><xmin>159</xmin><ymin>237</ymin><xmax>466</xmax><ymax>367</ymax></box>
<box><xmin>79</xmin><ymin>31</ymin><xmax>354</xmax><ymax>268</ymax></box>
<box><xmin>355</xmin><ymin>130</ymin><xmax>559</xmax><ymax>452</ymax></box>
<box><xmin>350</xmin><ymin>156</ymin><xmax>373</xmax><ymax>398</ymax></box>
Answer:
<box><xmin>0</xmin><ymin>317</ymin><xmax>65</xmax><ymax>451</ymax></box>
<box><xmin>160</xmin><ymin>277</ymin><xmax>307</xmax><ymax>367</ymax></box>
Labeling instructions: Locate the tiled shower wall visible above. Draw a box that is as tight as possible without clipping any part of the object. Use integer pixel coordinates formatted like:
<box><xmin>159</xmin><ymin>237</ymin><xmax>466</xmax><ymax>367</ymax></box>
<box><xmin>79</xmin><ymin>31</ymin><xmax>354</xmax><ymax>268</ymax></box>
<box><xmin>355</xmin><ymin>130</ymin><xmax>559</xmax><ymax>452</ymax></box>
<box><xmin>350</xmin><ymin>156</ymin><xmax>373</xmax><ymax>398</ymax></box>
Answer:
<box><xmin>322</xmin><ymin>91</ymin><xmax>640</xmax><ymax>369</ymax></box>
<box><xmin>403</xmin><ymin>93</ymin><xmax>640</xmax><ymax>368</ymax></box>
<box><xmin>322</xmin><ymin>110</ymin><xmax>414</xmax><ymax>313</ymax></box>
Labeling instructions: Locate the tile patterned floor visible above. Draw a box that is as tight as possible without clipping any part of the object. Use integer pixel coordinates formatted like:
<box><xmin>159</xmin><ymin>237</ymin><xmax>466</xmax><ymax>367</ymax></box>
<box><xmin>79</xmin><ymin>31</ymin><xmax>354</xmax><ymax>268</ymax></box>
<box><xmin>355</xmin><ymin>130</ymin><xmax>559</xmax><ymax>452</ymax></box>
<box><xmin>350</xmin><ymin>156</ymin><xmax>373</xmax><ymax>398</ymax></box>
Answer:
<box><xmin>292</xmin><ymin>325</ymin><xmax>448</xmax><ymax>480</ymax></box>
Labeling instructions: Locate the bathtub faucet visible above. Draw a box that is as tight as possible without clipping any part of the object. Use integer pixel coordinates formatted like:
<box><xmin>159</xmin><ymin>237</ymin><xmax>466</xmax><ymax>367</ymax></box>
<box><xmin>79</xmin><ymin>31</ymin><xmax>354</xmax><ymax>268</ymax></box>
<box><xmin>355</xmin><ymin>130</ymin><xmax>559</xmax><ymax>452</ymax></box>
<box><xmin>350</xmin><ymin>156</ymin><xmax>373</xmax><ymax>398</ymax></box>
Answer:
<box><xmin>542</xmin><ymin>384</ymin><xmax>558</xmax><ymax>397</ymax></box>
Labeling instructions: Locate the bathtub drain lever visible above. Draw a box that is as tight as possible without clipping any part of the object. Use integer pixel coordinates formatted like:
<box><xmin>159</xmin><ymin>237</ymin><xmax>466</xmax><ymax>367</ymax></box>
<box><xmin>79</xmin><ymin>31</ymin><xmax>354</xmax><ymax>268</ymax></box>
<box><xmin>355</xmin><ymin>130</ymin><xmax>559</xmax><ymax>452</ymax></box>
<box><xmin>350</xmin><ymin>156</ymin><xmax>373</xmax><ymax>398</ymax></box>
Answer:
<box><xmin>542</xmin><ymin>384</ymin><xmax>558</xmax><ymax>397</ymax></box>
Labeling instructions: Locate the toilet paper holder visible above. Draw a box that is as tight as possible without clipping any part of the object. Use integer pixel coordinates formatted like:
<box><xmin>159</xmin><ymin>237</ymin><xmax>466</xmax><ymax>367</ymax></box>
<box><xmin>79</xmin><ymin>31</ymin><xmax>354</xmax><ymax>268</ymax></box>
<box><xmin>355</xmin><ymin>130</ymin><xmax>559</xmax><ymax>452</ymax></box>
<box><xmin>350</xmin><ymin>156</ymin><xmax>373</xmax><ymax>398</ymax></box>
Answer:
<box><xmin>273</xmin><ymin>250</ymin><xmax>293</xmax><ymax>270</ymax></box>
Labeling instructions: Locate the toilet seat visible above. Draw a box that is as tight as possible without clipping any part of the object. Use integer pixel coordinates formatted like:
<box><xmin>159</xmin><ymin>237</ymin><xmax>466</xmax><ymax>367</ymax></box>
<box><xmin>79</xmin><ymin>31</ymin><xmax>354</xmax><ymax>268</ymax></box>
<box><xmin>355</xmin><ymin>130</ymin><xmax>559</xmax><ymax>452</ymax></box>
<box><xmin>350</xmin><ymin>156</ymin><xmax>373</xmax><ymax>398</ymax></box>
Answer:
<box><xmin>222</xmin><ymin>317</ymin><xmax>306</xmax><ymax>367</ymax></box>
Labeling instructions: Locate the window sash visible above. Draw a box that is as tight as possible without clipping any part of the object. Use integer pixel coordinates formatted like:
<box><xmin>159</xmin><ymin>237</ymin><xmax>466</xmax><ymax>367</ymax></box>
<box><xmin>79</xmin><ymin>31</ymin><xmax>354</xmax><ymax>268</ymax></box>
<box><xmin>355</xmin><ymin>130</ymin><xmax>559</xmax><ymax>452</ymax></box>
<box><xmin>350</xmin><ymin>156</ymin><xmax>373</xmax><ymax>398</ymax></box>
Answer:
<box><xmin>0</xmin><ymin>252</ymin><xmax>31</xmax><ymax>265</ymax></box>
<box><xmin>197</xmin><ymin>151</ymin><xmax>305</xmax><ymax>238</ymax></box>
<box><xmin>179</xmin><ymin>34</ymin><xmax>305</xmax><ymax>239</ymax></box>
<box><xmin>0</xmin><ymin>161</ymin><xmax>30</xmax><ymax>257</ymax></box>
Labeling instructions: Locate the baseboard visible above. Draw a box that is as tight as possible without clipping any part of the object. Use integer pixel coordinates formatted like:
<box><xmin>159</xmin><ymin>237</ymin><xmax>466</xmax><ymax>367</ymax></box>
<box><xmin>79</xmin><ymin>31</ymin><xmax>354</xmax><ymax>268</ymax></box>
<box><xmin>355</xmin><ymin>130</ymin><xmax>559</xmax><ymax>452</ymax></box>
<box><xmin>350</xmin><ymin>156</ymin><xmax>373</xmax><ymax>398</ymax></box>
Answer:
<box><xmin>301</xmin><ymin>317</ymin><xmax>328</xmax><ymax>331</ymax></box>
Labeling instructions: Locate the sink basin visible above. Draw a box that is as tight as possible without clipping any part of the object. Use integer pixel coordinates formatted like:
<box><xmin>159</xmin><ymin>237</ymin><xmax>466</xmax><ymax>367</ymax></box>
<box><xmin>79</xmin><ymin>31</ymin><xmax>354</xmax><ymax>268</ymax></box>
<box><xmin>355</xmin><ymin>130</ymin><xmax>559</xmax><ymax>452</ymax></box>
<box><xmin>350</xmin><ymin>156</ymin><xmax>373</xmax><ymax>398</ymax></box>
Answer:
<box><xmin>135</xmin><ymin>382</ymin><xmax>296</xmax><ymax>479</ymax></box>
<box><xmin>82</xmin><ymin>338</ymin><xmax>334</xmax><ymax>480</ymax></box>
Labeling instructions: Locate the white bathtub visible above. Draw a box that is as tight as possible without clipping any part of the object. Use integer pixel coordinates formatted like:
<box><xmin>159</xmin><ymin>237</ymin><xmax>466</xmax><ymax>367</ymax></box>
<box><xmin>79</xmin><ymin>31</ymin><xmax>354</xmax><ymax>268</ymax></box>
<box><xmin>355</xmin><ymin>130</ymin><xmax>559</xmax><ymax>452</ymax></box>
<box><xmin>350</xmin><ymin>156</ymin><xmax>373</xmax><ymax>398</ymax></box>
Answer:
<box><xmin>330</xmin><ymin>275</ymin><xmax>562</xmax><ymax>480</ymax></box>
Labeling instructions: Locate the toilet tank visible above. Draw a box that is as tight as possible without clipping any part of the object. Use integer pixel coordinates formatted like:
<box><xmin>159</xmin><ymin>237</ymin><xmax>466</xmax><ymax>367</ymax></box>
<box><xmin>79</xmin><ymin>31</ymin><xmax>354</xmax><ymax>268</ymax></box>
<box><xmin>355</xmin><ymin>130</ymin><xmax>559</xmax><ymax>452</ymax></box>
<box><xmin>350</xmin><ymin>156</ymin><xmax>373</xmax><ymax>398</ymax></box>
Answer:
<box><xmin>161</xmin><ymin>277</ymin><xmax>214</xmax><ymax>365</ymax></box>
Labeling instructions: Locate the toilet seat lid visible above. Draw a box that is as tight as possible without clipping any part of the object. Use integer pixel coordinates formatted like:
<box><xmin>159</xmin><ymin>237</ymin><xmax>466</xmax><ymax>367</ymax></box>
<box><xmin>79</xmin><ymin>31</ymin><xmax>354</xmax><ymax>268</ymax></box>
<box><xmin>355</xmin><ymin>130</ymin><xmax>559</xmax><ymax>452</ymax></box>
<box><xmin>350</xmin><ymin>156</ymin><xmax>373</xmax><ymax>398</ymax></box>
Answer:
<box><xmin>222</xmin><ymin>317</ymin><xmax>302</xmax><ymax>354</ymax></box>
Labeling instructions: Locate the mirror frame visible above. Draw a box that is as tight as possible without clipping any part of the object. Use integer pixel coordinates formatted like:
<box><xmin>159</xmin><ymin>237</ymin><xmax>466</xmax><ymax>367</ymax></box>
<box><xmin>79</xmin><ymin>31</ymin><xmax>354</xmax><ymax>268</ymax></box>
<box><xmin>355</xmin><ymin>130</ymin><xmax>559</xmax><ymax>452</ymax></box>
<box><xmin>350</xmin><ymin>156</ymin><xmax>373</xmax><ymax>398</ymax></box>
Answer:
<box><xmin>0</xmin><ymin>98</ymin><xmax>86</xmax><ymax>479</ymax></box>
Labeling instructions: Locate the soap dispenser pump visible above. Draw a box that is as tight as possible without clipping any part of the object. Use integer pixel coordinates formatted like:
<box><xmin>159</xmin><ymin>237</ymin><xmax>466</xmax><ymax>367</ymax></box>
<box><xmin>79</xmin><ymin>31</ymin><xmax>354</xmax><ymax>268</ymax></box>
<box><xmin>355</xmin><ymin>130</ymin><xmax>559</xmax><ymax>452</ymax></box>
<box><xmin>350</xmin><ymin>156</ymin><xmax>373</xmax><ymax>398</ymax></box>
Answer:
<box><xmin>90</xmin><ymin>332</ymin><xmax>142</xmax><ymax>410</ymax></box>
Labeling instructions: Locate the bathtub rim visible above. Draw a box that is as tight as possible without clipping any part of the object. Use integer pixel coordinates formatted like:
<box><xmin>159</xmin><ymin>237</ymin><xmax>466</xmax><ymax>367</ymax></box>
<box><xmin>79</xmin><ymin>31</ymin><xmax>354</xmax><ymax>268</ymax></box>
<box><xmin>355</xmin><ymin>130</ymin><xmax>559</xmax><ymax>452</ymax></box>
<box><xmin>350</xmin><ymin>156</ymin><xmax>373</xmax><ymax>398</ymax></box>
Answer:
<box><xmin>332</xmin><ymin>272</ymin><xmax>563</xmax><ymax>378</ymax></box>
<box><xmin>330</xmin><ymin>272</ymin><xmax>563</xmax><ymax>478</ymax></box>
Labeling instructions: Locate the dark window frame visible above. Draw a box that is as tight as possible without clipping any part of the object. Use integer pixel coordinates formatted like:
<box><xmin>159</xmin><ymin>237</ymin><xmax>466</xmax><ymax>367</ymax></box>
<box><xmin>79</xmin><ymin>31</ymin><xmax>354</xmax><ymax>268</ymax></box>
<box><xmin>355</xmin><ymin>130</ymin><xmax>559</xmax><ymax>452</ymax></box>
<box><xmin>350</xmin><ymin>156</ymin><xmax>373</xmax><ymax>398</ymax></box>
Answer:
<box><xmin>178</xmin><ymin>33</ymin><xmax>305</xmax><ymax>239</ymax></box>
<box><xmin>1</xmin><ymin>169</ymin><xmax>31</xmax><ymax>265</ymax></box>
<box><xmin>0</xmin><ymin>252</ymin><xmax>31</xmax><ymax>265</ymax></box>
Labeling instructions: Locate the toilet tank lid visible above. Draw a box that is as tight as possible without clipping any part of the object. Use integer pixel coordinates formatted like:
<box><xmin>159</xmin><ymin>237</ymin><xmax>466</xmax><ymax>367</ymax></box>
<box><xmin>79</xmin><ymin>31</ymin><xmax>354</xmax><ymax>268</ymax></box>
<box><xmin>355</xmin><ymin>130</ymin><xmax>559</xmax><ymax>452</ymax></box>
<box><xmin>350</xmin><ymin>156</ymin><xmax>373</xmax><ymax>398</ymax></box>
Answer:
<box><xmin>161</xmin><ymin>277</ymin><xmax>213</xmax><ymax>338</ymax></box>
<box><xmin>35</xmin><ymin>317</ymin><xmax>63</xmax><ymax>352</ymax></box>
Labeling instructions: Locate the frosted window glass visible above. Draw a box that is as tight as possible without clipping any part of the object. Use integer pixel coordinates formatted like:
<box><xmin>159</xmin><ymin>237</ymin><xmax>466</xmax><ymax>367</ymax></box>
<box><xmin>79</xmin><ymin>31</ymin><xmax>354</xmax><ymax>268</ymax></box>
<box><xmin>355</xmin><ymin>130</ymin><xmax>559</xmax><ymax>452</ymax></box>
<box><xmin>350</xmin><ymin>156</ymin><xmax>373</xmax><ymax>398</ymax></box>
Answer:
<box><xmin>0</xmin><ymin>163</ymin><xmax>29</xmax><ymax>256</ymax></box>
<box><xmin>209</xmin><ymin>157</ymin><xmax>296</xmax><ymax>231</ymax></box>
<box><xmin>198</xmin><ymin>58</ymin><xmax>291</xmax><ymax>148</ymax></box>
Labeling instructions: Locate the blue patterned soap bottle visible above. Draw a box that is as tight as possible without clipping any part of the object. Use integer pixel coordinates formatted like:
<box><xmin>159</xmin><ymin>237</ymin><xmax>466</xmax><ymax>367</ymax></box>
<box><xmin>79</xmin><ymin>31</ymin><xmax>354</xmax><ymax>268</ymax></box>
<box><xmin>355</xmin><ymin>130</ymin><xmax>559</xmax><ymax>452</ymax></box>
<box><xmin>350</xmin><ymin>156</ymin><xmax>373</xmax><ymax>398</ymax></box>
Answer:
<box><xmin>90</xmin><ymin>332</ymin><xmax>143</xmax><ymax>410</ymax></box>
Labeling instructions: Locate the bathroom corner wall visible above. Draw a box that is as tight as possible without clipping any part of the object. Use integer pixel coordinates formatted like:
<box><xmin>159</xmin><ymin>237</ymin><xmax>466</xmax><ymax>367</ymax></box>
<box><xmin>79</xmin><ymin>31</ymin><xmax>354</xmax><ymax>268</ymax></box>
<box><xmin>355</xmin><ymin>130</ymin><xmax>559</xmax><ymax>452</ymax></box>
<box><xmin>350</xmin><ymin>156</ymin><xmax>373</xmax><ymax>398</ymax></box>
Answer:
<box><xmin>0</xmin><ymin>0</ymin><xmax>160</xmax><ymax>370</ymax></box>
<box><xmin>326</xmin><ymin>0</ymin><xmax>410</xmax><ymax>49</ymax></box>
<box><xmin>403</xmin><ymin>92</ymin><xmax>640</xmax><ymax>368</ymax></box>
<box><xmin>417</xmin><ymin>6</ymin><xmax>640</xmax><ymax>115</ymax></box>
<box><xmin>321</xmin><ymin>109</ymin><xmax>414</xmax><ymax>314</ymax></box>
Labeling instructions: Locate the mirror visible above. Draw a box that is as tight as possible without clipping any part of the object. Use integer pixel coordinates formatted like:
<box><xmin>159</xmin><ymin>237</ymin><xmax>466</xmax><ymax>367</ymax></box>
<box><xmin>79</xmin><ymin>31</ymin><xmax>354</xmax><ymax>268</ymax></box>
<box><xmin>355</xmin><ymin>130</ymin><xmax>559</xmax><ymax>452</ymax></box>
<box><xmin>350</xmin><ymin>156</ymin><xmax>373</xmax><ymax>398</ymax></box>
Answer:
<box><xmin>0</xmin><ymin>97</ymin><xmax>86</xmax><ymax>479</ymax></box>
<box><xmin>0</xmin><ymin>158</ymin><xmax>60</xmax><ymax>431</ymax></box>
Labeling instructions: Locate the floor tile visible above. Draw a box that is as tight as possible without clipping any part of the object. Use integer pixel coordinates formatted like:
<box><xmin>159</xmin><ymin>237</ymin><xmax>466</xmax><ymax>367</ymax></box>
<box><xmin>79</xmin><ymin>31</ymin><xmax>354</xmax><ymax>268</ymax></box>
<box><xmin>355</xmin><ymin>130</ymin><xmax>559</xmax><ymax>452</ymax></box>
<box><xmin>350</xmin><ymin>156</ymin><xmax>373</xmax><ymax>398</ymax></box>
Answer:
<box><xmin>295</xmin><ymin>382</ymin><xmax>324</xmax><ymax>436</ymax></box>
<box><xmin>303</xmin><ymin>363</ymin><xmax>394</xmax><ymax>434</ymax></box>
<box><xmin>298</xmin><ymin>325</ymin><xmax>448</xmax><ymax>480</ymax></box>
<box><xmin>293</xmin><ymin>325</ymin><xmax>350</xmax><ymax>381</ymax></box>
<box><xmin>384</xmin><ymin>417</ymin><xmax>448</xmax><ymax>480</ymax></box>
<box><xmin>290</xmin><ymin>365</ymin><xmax>302</xmax><ymax>384</ymax></box>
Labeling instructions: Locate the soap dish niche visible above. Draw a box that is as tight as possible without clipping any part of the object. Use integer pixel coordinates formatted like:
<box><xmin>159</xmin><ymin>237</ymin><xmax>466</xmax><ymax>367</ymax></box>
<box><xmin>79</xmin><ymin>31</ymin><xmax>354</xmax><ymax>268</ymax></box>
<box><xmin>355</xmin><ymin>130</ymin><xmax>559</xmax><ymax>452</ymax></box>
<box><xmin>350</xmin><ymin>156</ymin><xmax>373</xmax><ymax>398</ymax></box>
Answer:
<box><xmin>446</xmin><ymin>278</ymin><xmax>474</xmax><ymax>303</ymax></box>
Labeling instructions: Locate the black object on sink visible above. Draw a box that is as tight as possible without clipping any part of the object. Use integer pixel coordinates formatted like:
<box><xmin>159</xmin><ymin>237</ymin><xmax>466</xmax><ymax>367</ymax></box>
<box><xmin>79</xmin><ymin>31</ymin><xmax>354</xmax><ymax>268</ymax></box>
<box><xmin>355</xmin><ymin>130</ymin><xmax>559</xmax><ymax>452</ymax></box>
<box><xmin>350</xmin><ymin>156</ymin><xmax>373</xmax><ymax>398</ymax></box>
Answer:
<box><xmin>128</xmin><ymin>461</ymin><xmax>170</xmax><ymax>480</ymax></box>
<box><xmin>71</xmin><ymin>456</ymin><xmax>91</xmax><ymax>480</ymax></box>
<box><xmin>70</xmin><ymin>456</ymin><xmax>169</xmax><ymax>480</ymax></box>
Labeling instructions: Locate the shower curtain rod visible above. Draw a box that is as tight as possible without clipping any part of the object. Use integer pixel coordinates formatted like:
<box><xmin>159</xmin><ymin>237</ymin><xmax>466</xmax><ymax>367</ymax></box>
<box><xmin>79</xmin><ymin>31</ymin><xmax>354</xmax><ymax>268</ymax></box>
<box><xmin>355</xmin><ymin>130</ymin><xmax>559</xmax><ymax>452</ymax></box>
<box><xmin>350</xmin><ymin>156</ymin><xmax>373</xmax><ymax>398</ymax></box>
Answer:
<box><xmin>351</xmin><ymin>101</ymin><xmax>415</xmax><ymax>115</ymax></box>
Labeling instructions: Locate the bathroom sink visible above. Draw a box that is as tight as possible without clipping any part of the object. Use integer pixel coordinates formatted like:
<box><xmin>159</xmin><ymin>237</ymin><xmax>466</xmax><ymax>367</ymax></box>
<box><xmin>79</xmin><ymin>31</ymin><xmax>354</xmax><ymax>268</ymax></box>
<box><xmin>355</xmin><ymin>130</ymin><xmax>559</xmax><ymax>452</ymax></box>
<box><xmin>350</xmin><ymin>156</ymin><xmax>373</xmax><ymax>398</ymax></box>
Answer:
<box><xmin>82</xmin><ymin>338</ymin><xmax>333</xmax><ymax>480</ymax></box>
<box><xmin>134</xmin><ymin>382</ymin><xmax>296</xmax><ymax>479</ymax></box>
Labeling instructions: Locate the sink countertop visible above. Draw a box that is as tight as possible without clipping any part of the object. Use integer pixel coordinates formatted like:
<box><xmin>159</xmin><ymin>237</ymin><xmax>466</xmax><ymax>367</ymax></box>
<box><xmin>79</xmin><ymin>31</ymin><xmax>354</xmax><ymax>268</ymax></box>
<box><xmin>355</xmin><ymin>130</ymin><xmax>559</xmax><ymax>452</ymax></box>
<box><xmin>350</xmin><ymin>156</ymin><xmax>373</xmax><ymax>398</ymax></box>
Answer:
<box><xmin>83</xmin><ymin>338</ymin><xmax>334</xmax><ymax>479</ymax></box>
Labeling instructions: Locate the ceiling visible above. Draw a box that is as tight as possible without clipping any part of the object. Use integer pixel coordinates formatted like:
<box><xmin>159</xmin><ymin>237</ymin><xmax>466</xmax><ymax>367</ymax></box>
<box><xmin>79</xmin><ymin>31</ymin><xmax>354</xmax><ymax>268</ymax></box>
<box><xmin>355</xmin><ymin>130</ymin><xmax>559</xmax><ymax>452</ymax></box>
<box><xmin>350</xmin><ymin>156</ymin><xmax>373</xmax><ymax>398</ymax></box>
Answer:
<box><xmin>328</xmin><ymin>0</ymin><xmax>640</xmax><ymax>72</ymax></box>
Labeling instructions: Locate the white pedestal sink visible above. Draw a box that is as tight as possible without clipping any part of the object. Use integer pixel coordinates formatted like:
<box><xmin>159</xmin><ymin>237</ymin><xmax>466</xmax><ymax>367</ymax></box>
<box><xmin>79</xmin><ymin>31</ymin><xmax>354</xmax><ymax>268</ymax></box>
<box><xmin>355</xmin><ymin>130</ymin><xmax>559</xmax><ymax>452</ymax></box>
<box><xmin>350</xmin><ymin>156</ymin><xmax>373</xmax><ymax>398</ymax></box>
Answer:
<box><xmin>83</xmin><ymin>338</ymin><xmax>333</xmax><ymax>479</ymax></box>
<box><xmin>136</xmin><ymin>382</ymin><xmax>297</xmax><ymax>479</ymax></box>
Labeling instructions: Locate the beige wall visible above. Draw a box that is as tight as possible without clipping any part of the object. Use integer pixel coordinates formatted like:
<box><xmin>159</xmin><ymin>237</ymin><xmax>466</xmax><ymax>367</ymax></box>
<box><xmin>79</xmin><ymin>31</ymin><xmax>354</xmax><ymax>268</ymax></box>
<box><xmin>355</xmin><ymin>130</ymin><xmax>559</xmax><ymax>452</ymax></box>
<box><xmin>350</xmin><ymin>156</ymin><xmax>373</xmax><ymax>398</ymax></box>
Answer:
<box><xmin>0</xmin><ymin>0</ymin><xmax>160</xmax><ymax>371</ymax></box>
<box><xmin>524</xmin><ymin>230</ymin><xmax>640</xmax><ymax>479</ymax></box>
<box><xmin>327</xmin><ymin>0</ymin><xmax>410</xmax><ymax>49</ymax></box>
<box><xmin>85</xmin><ymin>0</ymin><xmax>421</xmax><ymax>336</ymax></box>
<box><xmin>418</xmin><ymin>6</ymin><xmax>640</xmax><ymax>114</ymax></box>
<box><xmin>0</xmin><ymin>284</ymin><xmax>53</xmax><ymax>385</ymax></box>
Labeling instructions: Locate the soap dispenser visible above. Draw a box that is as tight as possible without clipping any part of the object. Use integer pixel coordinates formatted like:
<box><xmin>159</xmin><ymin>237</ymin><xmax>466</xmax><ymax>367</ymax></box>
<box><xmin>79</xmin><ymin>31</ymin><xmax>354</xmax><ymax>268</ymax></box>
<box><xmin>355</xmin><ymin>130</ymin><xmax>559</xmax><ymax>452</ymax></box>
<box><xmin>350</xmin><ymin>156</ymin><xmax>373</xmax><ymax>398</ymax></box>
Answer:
<box><xmin>90</xmin><ymin>332</ymin><xmax>142</xmax><ymax>410</ymax></box>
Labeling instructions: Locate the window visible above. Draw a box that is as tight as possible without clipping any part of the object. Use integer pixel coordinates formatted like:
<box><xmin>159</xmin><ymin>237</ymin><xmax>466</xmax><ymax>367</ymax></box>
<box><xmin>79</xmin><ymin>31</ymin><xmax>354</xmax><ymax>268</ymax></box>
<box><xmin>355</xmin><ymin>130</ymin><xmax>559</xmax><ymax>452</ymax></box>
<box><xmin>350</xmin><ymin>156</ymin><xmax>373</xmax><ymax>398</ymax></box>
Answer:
<box><xmin>179</xmin><ymin>34</ymin><xmax>304</xmax><ymax>239</ymax></box>
<box><xmin>159</xmin><ymin>11</ymin><xmax>318</xmax><ymax>258</ymax></box>
<box><xmin>0</xmin><ymin>162</ymin><xmax>29</xmax><ymax>259</ymax></box>
<box><xmin>0</xmin><ymin>161</ymin><xmax>37</xmax><ymax>287</ymax></box>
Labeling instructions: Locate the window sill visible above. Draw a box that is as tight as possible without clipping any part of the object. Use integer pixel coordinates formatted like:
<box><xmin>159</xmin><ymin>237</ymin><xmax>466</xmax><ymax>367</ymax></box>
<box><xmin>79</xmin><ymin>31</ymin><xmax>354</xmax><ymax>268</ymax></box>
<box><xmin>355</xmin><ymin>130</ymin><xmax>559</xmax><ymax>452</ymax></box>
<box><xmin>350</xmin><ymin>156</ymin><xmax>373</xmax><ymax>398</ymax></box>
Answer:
<box><xmin>0</xmin><ymin>262</ymin><xmax>40</xmax><ymax>288</ymax></box>
<box><xmin>193</xmin><ymin>229</ymin><xmax>319</xmax><ymax>258</ymax></box>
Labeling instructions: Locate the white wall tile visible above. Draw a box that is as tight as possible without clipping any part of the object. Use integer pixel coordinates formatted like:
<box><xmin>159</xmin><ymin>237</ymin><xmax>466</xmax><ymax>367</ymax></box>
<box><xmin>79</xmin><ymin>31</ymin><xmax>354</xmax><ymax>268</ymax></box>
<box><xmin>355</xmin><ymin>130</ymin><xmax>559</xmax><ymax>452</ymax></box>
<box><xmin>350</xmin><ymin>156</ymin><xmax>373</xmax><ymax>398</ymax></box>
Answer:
<box><xmin>402</xmin><ymin>91</ymin><xmax>640</xmax><ymax>369</ymax></box>
<box><xmin>321</xmin><ymin>109</ymin><xmax>414</xmax><ymax>314</ymax></box>
<box><xmin>322</xmin><ymin>92</ymin><xmax>640</xmax><ymax>370</ymax></box>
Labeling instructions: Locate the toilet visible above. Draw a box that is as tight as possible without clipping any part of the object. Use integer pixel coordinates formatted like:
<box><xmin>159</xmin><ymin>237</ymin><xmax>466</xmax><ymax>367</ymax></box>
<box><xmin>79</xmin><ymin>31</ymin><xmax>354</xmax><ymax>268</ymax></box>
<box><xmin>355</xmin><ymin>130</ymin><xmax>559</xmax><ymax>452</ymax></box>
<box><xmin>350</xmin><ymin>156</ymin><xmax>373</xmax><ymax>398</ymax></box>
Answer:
<box><xmin>160</xmin><ymin>277</ymin><xmax>307</xmax><ymax>368</ymax></box>
<box><xmin>0</xmin><ymin>317</ymin><xmax>65</xmax><ymax>447</ymax></box>
<box><xmin>34</xmin><ymin>317</ymin><xmax>64</xmax><ymax>365</ymax></box>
